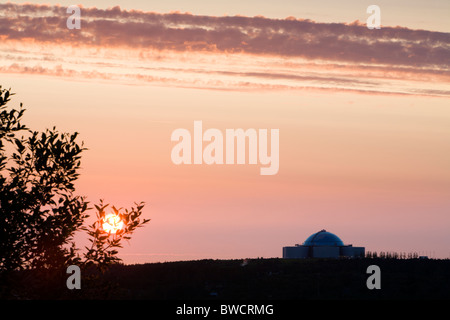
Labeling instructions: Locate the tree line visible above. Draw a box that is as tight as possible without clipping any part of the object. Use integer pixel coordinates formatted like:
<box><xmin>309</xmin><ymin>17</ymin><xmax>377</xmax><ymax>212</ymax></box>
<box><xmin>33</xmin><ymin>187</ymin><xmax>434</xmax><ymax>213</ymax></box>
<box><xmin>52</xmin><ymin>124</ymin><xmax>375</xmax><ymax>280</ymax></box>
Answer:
<box><xmin>365</xmin><ymin>251</ymin><xmax>431</xmax><ymax>259</ymax></box>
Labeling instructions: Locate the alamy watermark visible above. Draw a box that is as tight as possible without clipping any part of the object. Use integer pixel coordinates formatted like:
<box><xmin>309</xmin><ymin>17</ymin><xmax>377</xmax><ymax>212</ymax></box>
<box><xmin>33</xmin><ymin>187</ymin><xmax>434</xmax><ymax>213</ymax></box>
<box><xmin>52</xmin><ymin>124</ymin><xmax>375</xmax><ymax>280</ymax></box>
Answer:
<box><xmin>171</xmin><ymin>121</ymin><xmax>279</xmax><ymax>175</ymax></box>
<box><xmin>66</xmin><ymin>5</ymin><xmax>81</xmax><ymax>29</ymax></box>
<box><xmin>367</xmin><ymin>5</ymin><xmax>381</xmax><ymax>29</ymax></box>
<box><xmin>66</xmin><ymin>265</ymin><xmax>81</xmax><ymax>289</ymax></box>
<box><xmin>366</xmin><ymin>265</ymin><xmax>381</xmax><ymax>289</ymax></box>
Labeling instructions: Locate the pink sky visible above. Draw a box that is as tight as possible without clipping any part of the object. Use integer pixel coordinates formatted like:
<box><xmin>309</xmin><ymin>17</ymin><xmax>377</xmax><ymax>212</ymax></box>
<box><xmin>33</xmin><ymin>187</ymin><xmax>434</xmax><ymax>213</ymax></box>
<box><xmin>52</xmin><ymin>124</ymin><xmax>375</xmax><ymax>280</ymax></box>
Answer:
<box><xmin>1</xmin><ymin>2</ymin><xmax>449</xmax><ymax>262</ymax></box>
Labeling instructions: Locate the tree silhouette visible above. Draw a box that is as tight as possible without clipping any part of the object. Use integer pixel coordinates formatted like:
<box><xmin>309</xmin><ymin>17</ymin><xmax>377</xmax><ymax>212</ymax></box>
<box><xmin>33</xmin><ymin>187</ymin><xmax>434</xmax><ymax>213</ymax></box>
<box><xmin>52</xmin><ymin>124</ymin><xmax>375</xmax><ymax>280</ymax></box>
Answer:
<box><xmin>0</xmin><ymin>87</ymin><xmax>149</xmax><ymax>296</ymax></box>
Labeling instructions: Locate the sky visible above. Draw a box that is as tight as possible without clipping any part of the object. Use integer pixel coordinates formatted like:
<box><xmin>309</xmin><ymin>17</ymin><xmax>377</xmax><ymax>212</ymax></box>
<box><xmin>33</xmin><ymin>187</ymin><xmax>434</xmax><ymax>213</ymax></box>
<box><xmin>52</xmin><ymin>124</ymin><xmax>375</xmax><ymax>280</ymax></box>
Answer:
<box><xmin>1</xmin><ymin>1</ymin><xmax>449</xmax><ymax>263</ymax></box>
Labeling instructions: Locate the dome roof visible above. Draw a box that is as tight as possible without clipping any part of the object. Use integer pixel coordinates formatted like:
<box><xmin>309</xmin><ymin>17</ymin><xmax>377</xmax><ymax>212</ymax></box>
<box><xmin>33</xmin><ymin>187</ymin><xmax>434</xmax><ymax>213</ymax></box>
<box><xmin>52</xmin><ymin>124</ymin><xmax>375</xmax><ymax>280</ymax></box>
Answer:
<box><xmin>303</xmin><ymin>229</ymin><xmax>344</xmax><ymax>246</ymax></box>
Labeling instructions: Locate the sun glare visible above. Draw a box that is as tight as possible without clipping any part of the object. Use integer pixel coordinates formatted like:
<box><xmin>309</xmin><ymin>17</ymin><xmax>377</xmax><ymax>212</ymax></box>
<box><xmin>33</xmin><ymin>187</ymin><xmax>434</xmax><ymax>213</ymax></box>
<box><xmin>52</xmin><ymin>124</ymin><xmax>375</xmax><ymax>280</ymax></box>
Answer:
<box><xmin>102</xmin><ymin>213</ymin><xmax>124</xmax><ymax>234</ymax></box>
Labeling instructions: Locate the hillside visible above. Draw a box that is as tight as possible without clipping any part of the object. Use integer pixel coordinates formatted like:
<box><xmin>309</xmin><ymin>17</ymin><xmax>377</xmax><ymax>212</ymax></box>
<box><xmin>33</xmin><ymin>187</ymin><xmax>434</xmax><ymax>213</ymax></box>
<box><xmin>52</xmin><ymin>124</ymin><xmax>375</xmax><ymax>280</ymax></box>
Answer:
<box><xmin>4</xmin><ymin>257</ymin><xmax>450</xmax><ymax>300</ymax></box>
<box><xmin>92</xmin><ymin>258</ymin><xmax>450</xmax><ymax>300</ymax></box>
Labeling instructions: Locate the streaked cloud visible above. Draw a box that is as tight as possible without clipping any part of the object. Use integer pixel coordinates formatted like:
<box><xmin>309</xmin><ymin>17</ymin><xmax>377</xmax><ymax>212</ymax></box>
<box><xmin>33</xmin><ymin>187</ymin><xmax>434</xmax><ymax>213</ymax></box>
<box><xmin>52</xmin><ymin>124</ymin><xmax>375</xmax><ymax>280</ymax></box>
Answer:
<box><xmin>0</xmin><ymin>3</ymin><xmax>449</xmax><ymax>96</ymax></box>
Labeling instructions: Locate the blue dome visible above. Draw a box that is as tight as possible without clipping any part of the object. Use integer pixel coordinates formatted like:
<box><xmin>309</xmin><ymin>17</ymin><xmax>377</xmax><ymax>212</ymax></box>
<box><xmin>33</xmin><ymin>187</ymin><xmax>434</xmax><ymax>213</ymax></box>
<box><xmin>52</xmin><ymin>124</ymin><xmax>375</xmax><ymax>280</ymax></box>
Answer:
<box><xmin>303</xmin><ymin>229</ymin><xmax>344</xmax><ymax>246</ymax></box>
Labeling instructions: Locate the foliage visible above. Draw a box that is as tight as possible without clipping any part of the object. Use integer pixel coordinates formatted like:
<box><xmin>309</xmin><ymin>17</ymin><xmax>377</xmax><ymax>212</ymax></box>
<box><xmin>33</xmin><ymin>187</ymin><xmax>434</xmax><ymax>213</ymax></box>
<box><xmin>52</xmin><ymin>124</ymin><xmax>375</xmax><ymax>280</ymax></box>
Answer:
<box><xmin>365</xmin><ymin>251</ymin><xmax>420</xmax><ymax>259</ymax></box>
<box><xmin>0</xmin><ymin>86</ymin><xmax>149</xmax><ymax>285</ymax></box>
<box><xmin>95</xmin><ymin>258</ymin><xmax>450</xmax><ymax>300</ymax></box>
<box><xmin>82</xmin><ymin>201</ymin><xmax>149</xmax><ymax>271</ymax></box>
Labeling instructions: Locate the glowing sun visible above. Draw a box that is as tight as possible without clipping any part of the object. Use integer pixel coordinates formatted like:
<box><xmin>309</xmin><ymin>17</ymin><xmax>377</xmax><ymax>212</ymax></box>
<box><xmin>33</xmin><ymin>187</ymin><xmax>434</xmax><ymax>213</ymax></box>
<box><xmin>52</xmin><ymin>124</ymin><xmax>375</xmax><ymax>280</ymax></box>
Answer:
<box><xmin>102</xmin><ymin>213</ymin><xmax>124</xmax><ymax>234</ymax></box>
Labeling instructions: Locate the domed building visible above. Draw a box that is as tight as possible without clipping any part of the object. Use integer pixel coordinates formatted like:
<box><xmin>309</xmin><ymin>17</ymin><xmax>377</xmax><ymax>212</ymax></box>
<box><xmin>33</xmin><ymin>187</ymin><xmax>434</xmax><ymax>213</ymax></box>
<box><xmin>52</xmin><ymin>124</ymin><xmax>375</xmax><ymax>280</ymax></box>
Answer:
<box><xmin>283</xmin><ymin>229</ymin><xmax>365</xmax><ymax>259</ymax></box>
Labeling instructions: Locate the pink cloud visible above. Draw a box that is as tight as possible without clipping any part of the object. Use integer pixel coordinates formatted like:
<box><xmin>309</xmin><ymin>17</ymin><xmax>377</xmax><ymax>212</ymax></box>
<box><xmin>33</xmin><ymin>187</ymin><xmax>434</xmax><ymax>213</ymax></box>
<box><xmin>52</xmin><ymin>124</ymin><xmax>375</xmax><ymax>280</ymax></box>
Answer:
<box><xmin>0</xmin><ymin>3</ymin><xmax>449</xmax><ymax>69</ymax></box>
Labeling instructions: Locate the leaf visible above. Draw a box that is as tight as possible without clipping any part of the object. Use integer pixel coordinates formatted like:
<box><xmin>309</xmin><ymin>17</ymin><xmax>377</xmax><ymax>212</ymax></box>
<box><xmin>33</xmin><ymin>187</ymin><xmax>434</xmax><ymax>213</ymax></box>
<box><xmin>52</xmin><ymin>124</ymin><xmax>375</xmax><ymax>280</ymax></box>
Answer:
<box><xmin>15</xmin><ymin>139</ymin><xmax>25</xmax><ymax>153</ymax></box>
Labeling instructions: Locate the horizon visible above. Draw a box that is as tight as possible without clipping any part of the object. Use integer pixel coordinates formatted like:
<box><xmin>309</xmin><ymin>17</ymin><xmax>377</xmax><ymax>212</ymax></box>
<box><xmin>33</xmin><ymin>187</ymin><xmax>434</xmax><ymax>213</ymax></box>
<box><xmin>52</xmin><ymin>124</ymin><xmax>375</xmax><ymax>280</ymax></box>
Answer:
<box><xmin>1</xmin><ymin>0</ymin><xmax>449</xmax><ymax>264</ymax></box>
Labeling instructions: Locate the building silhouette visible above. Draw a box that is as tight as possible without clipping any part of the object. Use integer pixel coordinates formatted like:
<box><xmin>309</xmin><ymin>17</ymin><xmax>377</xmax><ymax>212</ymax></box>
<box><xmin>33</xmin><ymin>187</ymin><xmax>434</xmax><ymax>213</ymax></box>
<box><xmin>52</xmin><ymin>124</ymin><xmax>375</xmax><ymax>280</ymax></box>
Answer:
<box><xmin>283</xmin><ymin>229</ymin><xmax>365</xmax><ymax>259</ymax></box>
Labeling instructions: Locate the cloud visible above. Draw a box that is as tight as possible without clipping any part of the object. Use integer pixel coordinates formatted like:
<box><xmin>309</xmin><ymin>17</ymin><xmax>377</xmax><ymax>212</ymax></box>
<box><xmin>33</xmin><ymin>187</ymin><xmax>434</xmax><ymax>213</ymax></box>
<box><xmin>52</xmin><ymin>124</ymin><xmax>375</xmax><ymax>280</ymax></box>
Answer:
<box><xmin>2</xmin><ymin>62</ymin><xmax>449</xmax><ymax>97</ymax></box>
<box><xmin>1</xmin><ymin>3</ymin><xmax>449</xmax><ymax>68</ymax></box>
<box><xmin>0</xmin><ymin>3</ymin><xmax>448</xmax><ymax>96</ymax></box>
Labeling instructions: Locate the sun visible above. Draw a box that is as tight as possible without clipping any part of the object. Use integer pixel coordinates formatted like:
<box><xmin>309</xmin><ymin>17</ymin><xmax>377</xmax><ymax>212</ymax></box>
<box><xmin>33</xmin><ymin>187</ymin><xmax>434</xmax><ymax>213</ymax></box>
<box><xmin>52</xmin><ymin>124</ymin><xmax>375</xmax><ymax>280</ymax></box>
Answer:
<box><xmin>102</xmin><ymin>213</ymin><xmax>124</xmax><ymax>234</ymax></box>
